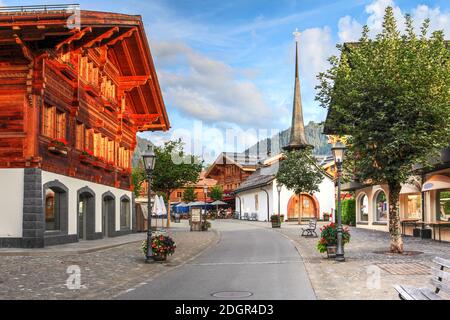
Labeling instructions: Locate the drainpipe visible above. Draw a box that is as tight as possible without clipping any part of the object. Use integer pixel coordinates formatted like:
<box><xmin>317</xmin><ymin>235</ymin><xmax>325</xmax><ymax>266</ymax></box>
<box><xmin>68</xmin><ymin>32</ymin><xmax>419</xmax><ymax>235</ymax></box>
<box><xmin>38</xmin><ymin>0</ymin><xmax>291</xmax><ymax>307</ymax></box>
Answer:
<box><xmin>260</xmin><ymin>187</ymin><xmax>270</xmax><ymax>222</ymax></box>
<box><xmin>235</xmin><ymin>194</ymin><xmax>242</xmax><ymax>220</ymax></box>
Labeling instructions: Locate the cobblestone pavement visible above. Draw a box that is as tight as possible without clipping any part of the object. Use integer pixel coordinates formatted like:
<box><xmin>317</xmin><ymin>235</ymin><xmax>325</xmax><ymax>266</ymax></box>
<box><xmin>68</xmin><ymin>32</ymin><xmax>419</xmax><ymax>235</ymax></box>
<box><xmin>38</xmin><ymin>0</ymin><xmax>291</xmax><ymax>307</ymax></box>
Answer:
<box><xmin>0</xmin><ymin>220</ymin><xmax>219</xmax><ymax>300</ymax></box>
<box><xmin>233</xmin><ymin>220</ymin><xmax>450</xmax><ymax>300</ymax></box>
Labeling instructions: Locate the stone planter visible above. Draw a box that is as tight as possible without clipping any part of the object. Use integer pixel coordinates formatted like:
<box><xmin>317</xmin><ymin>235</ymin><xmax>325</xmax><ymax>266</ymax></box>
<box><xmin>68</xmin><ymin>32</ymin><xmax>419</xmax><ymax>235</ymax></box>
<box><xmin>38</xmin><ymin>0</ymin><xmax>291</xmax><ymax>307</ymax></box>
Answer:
<box><xmin>326</xmin><ymin>245</ymin><xmax>337</xmax><ymax>259</ymax></box>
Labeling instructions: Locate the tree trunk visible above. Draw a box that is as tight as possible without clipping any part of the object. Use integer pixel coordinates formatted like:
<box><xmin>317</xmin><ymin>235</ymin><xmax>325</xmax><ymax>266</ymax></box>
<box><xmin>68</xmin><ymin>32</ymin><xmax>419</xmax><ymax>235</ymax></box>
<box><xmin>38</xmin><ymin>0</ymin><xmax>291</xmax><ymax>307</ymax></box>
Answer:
<box><xmin>388</xmin><ymin>181</ymin><xmax>403</xmax><ymax>253</ymax></box>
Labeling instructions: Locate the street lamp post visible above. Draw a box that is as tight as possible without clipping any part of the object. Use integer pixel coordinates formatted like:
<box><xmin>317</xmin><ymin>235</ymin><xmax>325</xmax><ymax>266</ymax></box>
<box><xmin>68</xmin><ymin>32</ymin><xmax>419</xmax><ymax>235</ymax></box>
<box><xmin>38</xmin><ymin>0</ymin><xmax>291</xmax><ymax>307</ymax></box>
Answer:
<box><xmin>276</xmin><ymin>182</ymin><xmax>282</xmax><ymax>223</ymax></box>
<box><xmin>203</xmin><ymin>184</ymin><xmax>208</xmax><ymax>229</ymax></box>
<box><xmin>142</xmin><ymin>146</ymin><xmax>156</xmax><ymax>263</ymax></box>
<box><xmin>331</xmin><ymin>141</ymin><xmax>346</xmax><ymax>262</ymax></box>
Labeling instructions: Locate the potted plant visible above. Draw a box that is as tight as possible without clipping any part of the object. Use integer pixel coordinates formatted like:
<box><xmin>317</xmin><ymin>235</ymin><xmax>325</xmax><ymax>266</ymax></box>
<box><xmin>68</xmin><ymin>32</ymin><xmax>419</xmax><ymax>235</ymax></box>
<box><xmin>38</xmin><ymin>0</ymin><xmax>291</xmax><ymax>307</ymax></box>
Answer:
<box><xmin>270</xmin><ymin>214</ymin><xmax>281</xmax><ymax>228</ymax></box>
<box><xmin>79</xmin><ymin>149</ymin><xmax>94</xmax><ymax>164</ymax></box>
<box><xmin>141</xmin><ymin>233</ymin><xmax>176</xmax><ymax>262</ymax></box>
<box><xmin>201</xmin><ymin>220</ymin><xmax>211</xmax><ymax>231</ymax></box>
<box><xmin>48</xmin><ymin>138</ymin><xmax>68</xmax><ymax>156</ymax></box>
<box><xmin>316</xmin><ymin>222</ymin><xmax>350</xmax><ymax>258</ymax></box>
<box><xmin>280</xmin><ymin>214</ymin><xmax>285</xmax><ymax>223</ymax></box>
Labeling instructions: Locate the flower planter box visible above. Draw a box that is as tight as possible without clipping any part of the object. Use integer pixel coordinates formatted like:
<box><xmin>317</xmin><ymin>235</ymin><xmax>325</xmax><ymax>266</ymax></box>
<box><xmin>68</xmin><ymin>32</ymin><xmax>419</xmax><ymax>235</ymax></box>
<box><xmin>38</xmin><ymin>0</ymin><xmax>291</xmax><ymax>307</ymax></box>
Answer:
<box><xmin>271</xmin><ymin>221</ymin><xmax>281</xmax><ymax>228</ymax></box>
<box><xmin>104</xmin><ymin>165</ymin><xmax>115</xmax><ymax>172</ymax></box>
<box><xmin>92</xmin><ymin>161</ymin><xmax>106</xmax><ymax>169</ymax></box>
<box><xmin>48</xmin><ymin>144</ymin><xmax>68</xmax><ymax>156</ymax></box>
<box><xmin>79</xmin><ymin>154</ymin><xmax>93</xmax><ymax>165</ymax></box>
<box><xmin>326</xmin><ymin>245</ymin><xmax>337</xmax><ymax>259</ymax></box>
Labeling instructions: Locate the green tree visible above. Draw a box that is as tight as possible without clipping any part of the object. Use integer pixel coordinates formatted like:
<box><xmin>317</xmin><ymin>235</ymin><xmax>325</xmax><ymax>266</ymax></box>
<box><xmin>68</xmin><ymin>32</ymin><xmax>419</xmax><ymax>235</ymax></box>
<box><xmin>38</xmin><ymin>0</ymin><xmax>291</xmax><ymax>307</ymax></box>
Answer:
<box><xmin>209</xmin><ymin>185</ymin><xmax>223</xmax><ymax>201</ymax></box>
<box><xmin>316</xmin><ymin>7</ymin><xmax>450</xmax><ymax>253</ymax></box>
<box><xmin>131</xmin><ymin>160</ymin><xmax>146</xmax><ymax>198</ymax></box>
<box><xmin>276</xmin><ymin>150</ymin><xmax>324</xmax><ymax>218</ymax></box>
<box><xmin>182</xmin><ymin>186</ymin><xmax>197</xmax><ymax>203</ymax></box>
<box><xmin>152</xmin><ymin>139</ymin><xmax>203</xmax><ymax>201</ymax></box>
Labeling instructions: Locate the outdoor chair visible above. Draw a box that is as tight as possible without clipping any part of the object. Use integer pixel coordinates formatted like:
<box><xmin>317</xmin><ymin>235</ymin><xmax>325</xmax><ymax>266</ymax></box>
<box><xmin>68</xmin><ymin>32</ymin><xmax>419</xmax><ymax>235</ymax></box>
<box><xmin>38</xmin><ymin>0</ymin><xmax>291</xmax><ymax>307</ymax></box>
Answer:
<box><xmin>301</xmin><ymin>218</ymin><xmax>318</xmax><ymax>237</ymax></box>
<box><xmin>243</xmin><ymin>212</ymin><xmax>249</xmax><ymax>220</ymax></box>
<box><xmin>394</xmin><ymin>257</ymin><xmax>450</xmax><ymax>300</ymax></box>
<box><xmin>250</xmin><ymin>213</ymin><xmax>257</xmax><ymax>221</ymax></box>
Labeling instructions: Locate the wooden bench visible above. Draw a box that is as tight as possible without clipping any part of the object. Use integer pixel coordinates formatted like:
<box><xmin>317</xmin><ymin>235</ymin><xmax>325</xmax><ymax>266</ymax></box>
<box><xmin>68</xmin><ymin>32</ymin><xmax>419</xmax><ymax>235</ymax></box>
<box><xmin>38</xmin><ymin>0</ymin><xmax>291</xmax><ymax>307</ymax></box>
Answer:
<box><xmin>301</xmin><ymin>218</ymin><xmax>318</xmax><ymax>237</ymax></box>
<box><xmin>394</xmin><ymin>257</ymin><xmax>450</xmax><ymax>300</ymax></box>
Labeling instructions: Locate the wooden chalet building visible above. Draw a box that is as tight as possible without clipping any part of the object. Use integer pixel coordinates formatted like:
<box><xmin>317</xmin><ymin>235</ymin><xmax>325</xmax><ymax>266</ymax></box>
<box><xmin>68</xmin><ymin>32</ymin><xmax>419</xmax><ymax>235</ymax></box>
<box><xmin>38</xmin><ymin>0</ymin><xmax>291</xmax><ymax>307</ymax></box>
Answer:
<box><xmin>0</xmin><ymin>5</ymin><xmax>169</xmax><ymax>248</ymax></box>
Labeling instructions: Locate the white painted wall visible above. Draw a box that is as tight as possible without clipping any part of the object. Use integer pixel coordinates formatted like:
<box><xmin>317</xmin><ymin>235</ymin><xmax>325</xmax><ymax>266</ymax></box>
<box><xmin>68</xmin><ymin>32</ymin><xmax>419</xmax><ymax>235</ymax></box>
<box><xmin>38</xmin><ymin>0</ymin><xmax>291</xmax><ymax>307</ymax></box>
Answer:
<box><xmin>42</xmin><ymin>171</ymin><xmax>133</xmax><ymax>235</ymax></box>
<box><xmin>235</xmin><ymin>176</ymin><xmax>336</xmax><ymax>222</ymax></box>
<box><xmin>0</xmin><ymin>169</ymin><xmax>24</xmax><ymax>237</ymax></box>
<box><xmin>236</xmin><ymin>187</ymin><xmax>272</xmax><ymax>221</ymax></box>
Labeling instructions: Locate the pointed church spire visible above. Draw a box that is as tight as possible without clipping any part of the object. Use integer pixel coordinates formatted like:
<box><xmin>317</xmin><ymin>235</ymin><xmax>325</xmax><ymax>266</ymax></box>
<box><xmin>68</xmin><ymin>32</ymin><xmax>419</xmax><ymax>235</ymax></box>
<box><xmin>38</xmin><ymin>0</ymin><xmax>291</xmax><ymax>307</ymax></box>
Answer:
<box><xmin>283</xmin><ymin>29</ymin><xmax>312</xmax><ymax>152</ymax></box>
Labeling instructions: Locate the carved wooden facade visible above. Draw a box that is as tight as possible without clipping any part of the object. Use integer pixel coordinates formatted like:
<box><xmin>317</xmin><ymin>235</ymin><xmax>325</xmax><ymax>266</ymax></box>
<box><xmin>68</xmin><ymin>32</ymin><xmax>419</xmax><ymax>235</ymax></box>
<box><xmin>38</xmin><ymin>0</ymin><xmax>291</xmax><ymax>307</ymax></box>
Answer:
<box><xmin>0</xmin><ymin>9</ymin><xmax>169</xmax><ymax>191</ymax></box>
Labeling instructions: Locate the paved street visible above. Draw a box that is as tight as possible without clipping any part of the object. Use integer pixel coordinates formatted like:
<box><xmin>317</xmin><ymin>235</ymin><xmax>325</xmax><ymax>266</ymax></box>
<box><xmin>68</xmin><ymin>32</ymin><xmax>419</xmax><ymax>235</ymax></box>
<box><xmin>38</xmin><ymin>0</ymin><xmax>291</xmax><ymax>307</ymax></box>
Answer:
<box><xmin>118</xmin><ymin>221</ymin><xmax>316</xmax><ymax>300</ymax></box>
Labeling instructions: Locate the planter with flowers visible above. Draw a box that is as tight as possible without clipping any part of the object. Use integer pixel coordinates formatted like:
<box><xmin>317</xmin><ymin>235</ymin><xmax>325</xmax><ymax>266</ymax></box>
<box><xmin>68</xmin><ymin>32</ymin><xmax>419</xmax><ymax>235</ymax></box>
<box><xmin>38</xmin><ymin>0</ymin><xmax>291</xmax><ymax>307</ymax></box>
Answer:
<box><xmin>48</xmin><ymin>138</ymin><xmax>68</xmax><ymax>156</ymax></box>
<box><xmin>92</xmin><ymin>156</ymin><xmax>106</xmax><ymax>169</ymax></box>
<box><xmin>141</xmin><ymin>233</ymin><xmax>176</xmax><ymax>262</ymax></box>
<box><xmin>105</xmin><ymin>161</ymin><xmax>115</xmax><ymax>172</ymax></box>
<box><xmin>317</xmin><ymin>222</ymin><xmax>350</xmax><ymax>259</ymax></box>
<box><xmin>270</xmin><ymin>214</ymin><xmax>281</xmax><ymax>228</ymax></box>
<box><xmin>120</xmin><ymin>167</ymin><xmax>132</xmax><ymax>176</ymax></box>
<box><xmin>79</xmin><ymin>149</ymin><xmax>95</xmax><ymax>165</ymax></box>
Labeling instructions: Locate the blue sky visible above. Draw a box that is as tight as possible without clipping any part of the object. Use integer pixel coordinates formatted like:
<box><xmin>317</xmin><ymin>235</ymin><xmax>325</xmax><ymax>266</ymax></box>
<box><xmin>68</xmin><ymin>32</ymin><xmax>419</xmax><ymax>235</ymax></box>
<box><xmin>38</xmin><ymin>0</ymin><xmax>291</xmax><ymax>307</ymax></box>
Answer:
<box><xmin>3</xmin><ymin>0</ymin><xmax>449</xmax><ymax>158</ymax></box>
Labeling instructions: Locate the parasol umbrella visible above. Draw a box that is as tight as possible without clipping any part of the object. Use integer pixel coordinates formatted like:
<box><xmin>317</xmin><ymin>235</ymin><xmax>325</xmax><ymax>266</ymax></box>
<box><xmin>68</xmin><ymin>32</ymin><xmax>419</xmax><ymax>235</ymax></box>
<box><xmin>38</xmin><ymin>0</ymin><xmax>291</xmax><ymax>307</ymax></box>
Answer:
<box><xmin>210</xmin><ymin>200</ymin><xmax>227</xmax><ymax>216</ymax></box>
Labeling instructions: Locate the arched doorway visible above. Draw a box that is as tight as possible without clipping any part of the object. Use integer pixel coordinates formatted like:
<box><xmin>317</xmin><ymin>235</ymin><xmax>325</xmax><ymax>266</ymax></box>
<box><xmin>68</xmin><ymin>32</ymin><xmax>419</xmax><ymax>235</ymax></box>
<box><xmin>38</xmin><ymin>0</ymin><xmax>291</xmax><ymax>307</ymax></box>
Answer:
<box><xmin>77</xmin><ymin>187</ymin><xmax>96</xmax><ymax>240</ymax></box>
<box><xmin>287</xmin><ymin>194</ymin><xmax>319</xmax><ymax>221</ymax></box>
<box><xmin>102</xmin><ymin>192</ymin><xmax>115</xmax><ymax>237</ymax></box>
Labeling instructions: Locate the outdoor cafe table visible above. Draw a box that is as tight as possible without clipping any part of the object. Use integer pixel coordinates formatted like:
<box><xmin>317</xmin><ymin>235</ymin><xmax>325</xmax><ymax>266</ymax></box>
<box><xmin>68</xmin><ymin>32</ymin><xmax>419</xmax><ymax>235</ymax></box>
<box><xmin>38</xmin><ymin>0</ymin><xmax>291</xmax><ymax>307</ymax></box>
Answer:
<box><xmin>429</xmin><ymin>221</ymin><xmax>450</xmax><ymax>242</ymax></box>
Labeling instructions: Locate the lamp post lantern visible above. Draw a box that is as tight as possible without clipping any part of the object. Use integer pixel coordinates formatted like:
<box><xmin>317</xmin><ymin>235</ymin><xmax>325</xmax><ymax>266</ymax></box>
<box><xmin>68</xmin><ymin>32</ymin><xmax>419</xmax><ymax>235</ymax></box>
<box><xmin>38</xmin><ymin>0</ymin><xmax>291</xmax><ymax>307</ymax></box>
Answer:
<box><xmin>331</xmin><ymin>141</ymin><xmax>346</xmax><ymax>262</ymax></box>
<box><xmin>276</xmin><ymin>182</ymin><xmax>282</xmax><ymax>223</ymax></box>
<box><xmin>142</xmin><ymin>146</ymin><xmax>156</xmax><ymax>263</ymax></box>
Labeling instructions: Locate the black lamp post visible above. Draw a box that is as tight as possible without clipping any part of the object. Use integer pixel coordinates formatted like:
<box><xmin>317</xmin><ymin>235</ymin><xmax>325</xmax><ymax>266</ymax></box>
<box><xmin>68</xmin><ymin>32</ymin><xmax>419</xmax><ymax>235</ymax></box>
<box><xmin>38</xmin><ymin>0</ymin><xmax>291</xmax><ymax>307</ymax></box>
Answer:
<box><xmin>203</xmin><ymin>184</ymin><xmax>208</xmax><ymax>228</ymax></box>
<box><xmin>331</xmin><ymin>141</ymin><xmax>346</xmax><ymax>262</ymax></box>
<box><xmin>276</xmin><ymin>182</ymin><xmax>282</xmax><ymax>223</ymax></box>
<box><xmin>142</xmin><ymin>146</ymin><xmax>156</xmax><ymax>263</ymax></box>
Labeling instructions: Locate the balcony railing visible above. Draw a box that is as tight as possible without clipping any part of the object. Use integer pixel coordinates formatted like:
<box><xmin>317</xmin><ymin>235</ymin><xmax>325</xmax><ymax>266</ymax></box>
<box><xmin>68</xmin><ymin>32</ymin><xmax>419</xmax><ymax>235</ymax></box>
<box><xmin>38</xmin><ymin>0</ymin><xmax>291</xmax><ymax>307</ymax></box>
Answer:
<box><xmin>0</xmin><ymin>4</ymin><xmax>79</xmax><ymax>14</ymax></box>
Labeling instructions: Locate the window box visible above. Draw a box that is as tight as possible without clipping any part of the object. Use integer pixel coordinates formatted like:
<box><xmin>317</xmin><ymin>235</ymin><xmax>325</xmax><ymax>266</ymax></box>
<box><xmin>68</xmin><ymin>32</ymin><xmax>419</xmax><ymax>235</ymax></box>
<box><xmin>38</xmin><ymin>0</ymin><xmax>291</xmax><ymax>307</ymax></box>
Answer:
<box><xmin>119</xmin><ymin>168</ymin><xmax>131</xmax><ymax>176</ymax></box>
<box><xmin>48</xmin><ymin>139</ymin><xmax>68</xmax><ymax>156</ymax></box>
<box><xmin>79</xmin><ymin>154</ymin><xmax>93</xmax><ymax>165</ymax></box>
<box><xmin>92</xmin><ymin>160</ymin><xmax>106</xmax><ymax>169</ymax></box>
<box><xmin>104</xmin><ymin>163</ymin><xmax>115</xmax><ymax>172</ymax></box>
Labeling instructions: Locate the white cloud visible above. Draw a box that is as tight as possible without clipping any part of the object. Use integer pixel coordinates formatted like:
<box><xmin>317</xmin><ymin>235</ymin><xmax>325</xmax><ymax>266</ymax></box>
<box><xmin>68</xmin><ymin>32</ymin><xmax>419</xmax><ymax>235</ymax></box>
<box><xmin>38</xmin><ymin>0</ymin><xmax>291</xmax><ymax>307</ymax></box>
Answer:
<box><xmin>153</xmin><ymin>41</ymin><xmax>273</xmax><ymax>128</ymax></box>
<box><xmin>298</xmin><ymin>27</ymin><xmax>337</xmax><ymax>85</ymax></box>
<box><xmin>338</xmin><ymin>15</ymin><xmax>363</xmax><ymax>42</ymax></box>
<box><xmin>338</xmin><ymin>0</ymin><xmax>450</xmax><ymax>43</ymax></box>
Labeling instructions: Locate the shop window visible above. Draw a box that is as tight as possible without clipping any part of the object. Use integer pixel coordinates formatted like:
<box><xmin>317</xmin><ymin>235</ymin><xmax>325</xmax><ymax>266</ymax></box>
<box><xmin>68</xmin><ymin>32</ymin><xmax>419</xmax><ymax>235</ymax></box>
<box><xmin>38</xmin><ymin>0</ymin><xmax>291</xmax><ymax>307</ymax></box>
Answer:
<box><xmin>404</xmin><ymin>194</ymin><xmax>421</xmax><ymax>219</ymax></box>
<box><xmin>43</xmin><ymin>181</ymin><xmax>68</xmax><ymax>233</ymax></box>
<box><xmin>359</xmin><ymin>194</ymin><xmax>369</xmax><ymax>222</ymax></box>
<box><xmin>374</xmin><ymin>190</ymin><xmax>388</xmax><ymax>222</ymax></box>
<box><xmin>437</xmin><ymin>189</ymin><xmax>450</xmax><ymax>222</ymax></box>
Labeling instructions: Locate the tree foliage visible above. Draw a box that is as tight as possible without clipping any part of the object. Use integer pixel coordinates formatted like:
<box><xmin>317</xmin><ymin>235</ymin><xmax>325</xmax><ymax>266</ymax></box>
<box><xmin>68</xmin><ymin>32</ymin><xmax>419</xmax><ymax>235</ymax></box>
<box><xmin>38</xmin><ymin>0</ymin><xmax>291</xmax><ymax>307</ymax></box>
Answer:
<box><xmin>131</xmin><ymin>160</ymin><xmax>146</xmax><ymax>198</ymax></box>
<box><xmin>182</xmin><ymin>186</ymin><xmax>197</xmax><ymax>203</ymax></box>
<box><xmin>209</xmin><ymin>185</ymin><xmax>224</xmax><ymax>201</ymax></box>
<box><xmin>276</xmin><ymin>149</ymin><xmax>324</xmax><ymax>195</ymax></box>
<box><xmin>152</xmin><ymin>139</ymin><xmax>203</xmax><ymax>199</ymax></box>
<box><xmin>316</xmin><ymin>7</ymin><xmax>450</xmax><ymax>252</ymax></box>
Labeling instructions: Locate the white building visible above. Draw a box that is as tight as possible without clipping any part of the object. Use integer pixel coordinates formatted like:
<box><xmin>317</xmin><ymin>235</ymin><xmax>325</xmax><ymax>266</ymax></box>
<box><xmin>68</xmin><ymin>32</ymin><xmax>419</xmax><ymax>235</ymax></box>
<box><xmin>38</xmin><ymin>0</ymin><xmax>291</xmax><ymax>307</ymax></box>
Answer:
<box><xmin>234</xmin><ymin>155</ymin><xmax>335</xmax><ymax>222</ymax></box>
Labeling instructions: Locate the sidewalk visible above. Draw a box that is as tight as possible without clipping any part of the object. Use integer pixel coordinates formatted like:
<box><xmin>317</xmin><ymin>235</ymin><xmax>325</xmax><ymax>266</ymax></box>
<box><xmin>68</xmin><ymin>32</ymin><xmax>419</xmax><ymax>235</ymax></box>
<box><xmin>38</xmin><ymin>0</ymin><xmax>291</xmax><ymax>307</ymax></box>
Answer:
<box><xmin>0</xmin><ymin>220</ymin><xmax>219</xmax><ymax>299</ymax></box>
<box><xmin>234</xmin><ymin>219</ymin><xmax>450</xmax><ymax>300</ymax></box>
